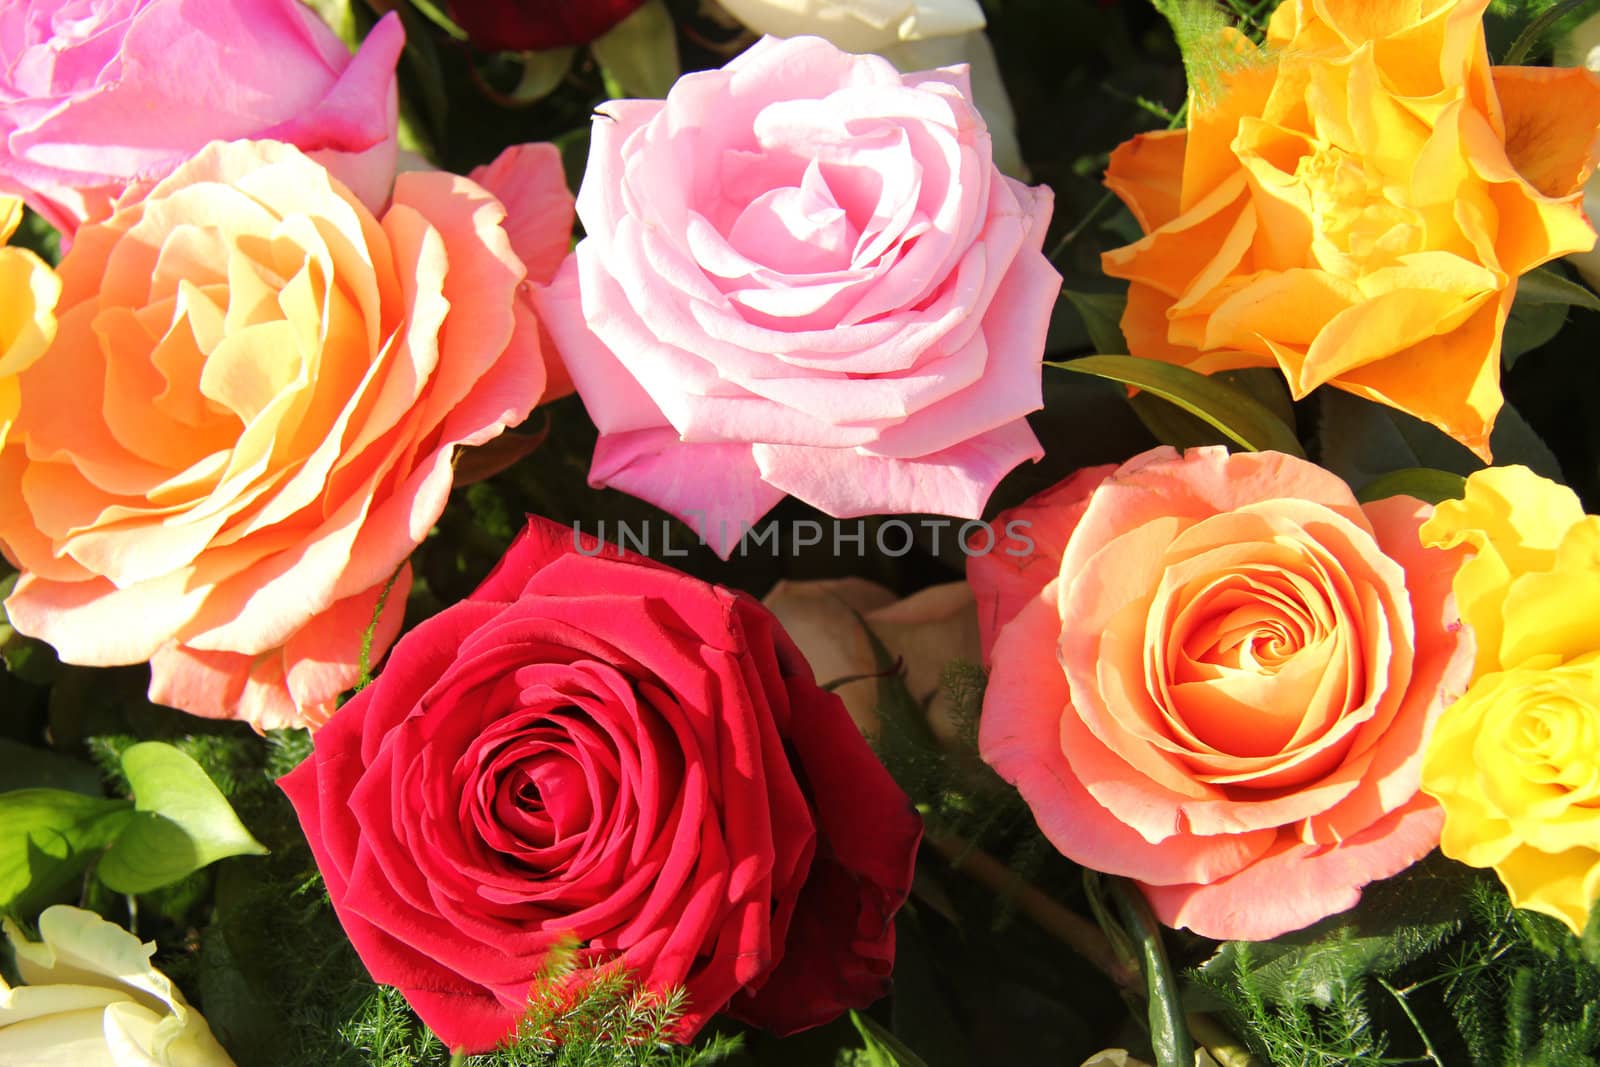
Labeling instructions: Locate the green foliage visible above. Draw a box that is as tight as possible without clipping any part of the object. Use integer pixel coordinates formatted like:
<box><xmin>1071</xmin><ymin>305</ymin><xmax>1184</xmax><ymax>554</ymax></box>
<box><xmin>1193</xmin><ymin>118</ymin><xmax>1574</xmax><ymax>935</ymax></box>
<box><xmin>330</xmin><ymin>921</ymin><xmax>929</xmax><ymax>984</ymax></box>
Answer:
<box><xmin>0</xmin><ymin>742</ymin><xmax>262</xmax><ymax>910</ymax></box>
<box><xmin>1189</xmin><ymin>858</ymin><xmax>1600</xmax><ymax>1066</ymax></box>
<box><xmin>845</xmin><ymin>1010</ymin><xmax>930</xmax><ymax>1067</ymax></box>
<box><xmin>1050</xmin><ymin>355</ymin><xmax>1305</xmax><ymax>457</ymax></box>
<box><xmin>96</xmin><ymin>742</ymin><xmax>266</xmax><ymax>894</ymax></box>
<box><xmin>1149</xmin><ymin>0</ymin><xmax>1276</xmax><ymax>105</ymax></box>
<box><xmin>0</xmin><ymin>790</ymin><xmax>132</xmax><ymax>914</ymax></box>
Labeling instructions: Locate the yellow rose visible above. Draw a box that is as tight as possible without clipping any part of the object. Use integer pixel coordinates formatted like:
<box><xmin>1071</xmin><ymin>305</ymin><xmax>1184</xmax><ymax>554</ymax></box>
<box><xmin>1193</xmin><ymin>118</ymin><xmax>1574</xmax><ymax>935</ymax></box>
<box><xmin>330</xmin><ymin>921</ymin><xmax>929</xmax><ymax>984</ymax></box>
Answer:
<box><xmin>1420</xmin><ymin>465</ymin><xmax>1600</xmax><ymax>676</ymax></box>
<box><xmin>1420</xmin><ymin>465</ymin><xmax>1600</xmax><ymax>933</ymax></box>
<box><xmin>0</xmin><ymin>905</ymin><xmax>235</xmax><ymax>1066</ymax></box>
<box><xmin>0</xmin><ymin>196</ymin><xmax>60</xmax><ymax>450</ymax></box>
<box><xmin>1102</xmin><ymin>0</ymin><xmax>1600</xmax><ymax>459</ymax></box>
<box><xmin>1422</xmin><ymin>652</ymin><xmax>1600</xmax><ymax>934</ymax></box>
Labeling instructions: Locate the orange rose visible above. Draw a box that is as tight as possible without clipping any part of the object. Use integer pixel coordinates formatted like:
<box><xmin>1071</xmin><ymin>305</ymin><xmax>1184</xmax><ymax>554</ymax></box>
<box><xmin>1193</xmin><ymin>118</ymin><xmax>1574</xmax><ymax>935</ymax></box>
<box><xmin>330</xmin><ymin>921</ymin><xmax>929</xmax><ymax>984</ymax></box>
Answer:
<box><xmin>0</xmin><ymin>140</ymin><xmax>563</xmax><ymax>730</ymax></box>
<box><xmin>974</xmin><ymin>447</ymin><xmax>1475</xmax><ymax>939</ymax></box>
<box><xmin>1102</xmin><ymin>0</ymin><xmax>1600</xmax><ymax>458</ymax></box>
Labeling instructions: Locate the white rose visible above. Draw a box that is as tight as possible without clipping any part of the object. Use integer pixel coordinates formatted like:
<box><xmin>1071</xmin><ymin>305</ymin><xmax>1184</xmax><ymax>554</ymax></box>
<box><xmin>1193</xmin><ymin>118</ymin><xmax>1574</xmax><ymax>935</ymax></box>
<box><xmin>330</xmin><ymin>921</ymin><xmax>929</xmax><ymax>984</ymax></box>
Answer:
<box><xmin>0</xmin><ymin>906</ymin><xmax>234</xmax><ymax>1067</ymax></box>
<box><xmin>714</xmin><ymin>0</ymin><xmax>986</xmax><ymax>52</ymax></box>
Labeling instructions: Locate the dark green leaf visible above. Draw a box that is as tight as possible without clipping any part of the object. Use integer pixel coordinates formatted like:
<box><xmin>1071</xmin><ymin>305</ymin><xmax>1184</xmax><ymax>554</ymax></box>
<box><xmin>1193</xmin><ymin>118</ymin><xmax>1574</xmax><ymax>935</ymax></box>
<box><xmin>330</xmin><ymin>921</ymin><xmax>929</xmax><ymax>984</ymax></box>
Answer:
<box><xmin>1050</xmin><ymin>355</ymin><xmax>1305</xmax><ymax>457</ymax></box>
<box><xmin>1583</xmin><ymin>901</ymin><xmax>1600</xmax><ymax>971</ymax></box>
<box><xmin>1504</xmin><ymin>296</ymin><xmax>1568</xmax><ymax>368</ymax></box>
<box><xmin>1356</xmin><ymin>468</ymin><xmax>1469</xmax><ymax>505</ymax></box>
<box><xmin>1317</xmin><ymin>389</ymin><xmax>1562</xmax><ymax>487</ymax></box>
<box><xmin>0</xmin><ymin>739</ymin><xmax>104</xmax><ymax>796</ymax></box>
<box><xmin>96</xmin><ymin>742</ymin><xmax>266</xmax><ymax>894</ymax></box>
<box><xmin>1514</xmin><ymin>265</ymin><xmax>1600</xmax><ymax>313</ymax></box>
<box><xmin>1063</xmin><ymin>290</ymin><xmax>1129</xmax><ymax>355</ymax></box>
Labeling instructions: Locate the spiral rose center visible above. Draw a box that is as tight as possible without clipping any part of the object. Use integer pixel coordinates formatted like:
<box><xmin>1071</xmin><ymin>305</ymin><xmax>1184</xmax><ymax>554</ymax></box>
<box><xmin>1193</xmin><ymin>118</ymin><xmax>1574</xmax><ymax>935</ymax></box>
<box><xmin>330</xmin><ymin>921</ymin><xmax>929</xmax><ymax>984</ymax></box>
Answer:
<box><xmin>1162</xmin><ymin>565</ymin><xmax>1343</xmax><ymax>761</ymax></box>
<box><xmin>498</xmin><ymin>752</ymin><xmax>592</xmax><ymax>846</ymax></box>
<box><xmin>1509</xmin><ymin>695</ymin><xmax>1600</xmax><ymax>795</ymax></box>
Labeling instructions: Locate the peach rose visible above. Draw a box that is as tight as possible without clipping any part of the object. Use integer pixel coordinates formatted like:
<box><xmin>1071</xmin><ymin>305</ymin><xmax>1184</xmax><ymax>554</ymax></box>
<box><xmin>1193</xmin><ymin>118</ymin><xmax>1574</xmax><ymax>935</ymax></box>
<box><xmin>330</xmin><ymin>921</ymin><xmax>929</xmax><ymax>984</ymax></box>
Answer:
<box><xmin>974</xmin><ymin>447</ymin><xmax>1474</xmax><ymax>940</ymax></box>
<box><xmin>1101</xmin><ymin>0</ymin><xmax>1600</xmax><ymax>459</ymax></box>
<box><xmin>0</xmin><ymin>139</ymin><xmax>560</xmax><ymax>730</ymax></box>
<box><xmin>761</xmin><ymin>576</ymin><xmax>981</xmax><ymax>740</ymax></box>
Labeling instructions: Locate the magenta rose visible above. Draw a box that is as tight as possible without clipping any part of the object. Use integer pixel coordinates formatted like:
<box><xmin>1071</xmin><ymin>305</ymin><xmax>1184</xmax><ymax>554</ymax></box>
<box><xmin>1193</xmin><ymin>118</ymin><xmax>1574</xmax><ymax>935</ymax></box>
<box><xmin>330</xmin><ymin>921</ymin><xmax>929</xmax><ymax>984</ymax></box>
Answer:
<box><xmin>279</xmin><ymin>516</ymin><xmax>923</xmax><ymax>1052</ymax></box>
<box><xmin>445</xmin><ymin>0</ymin><xmax>646</xmax><ymax>52</ymax></box>
<box><xmin>0</xmin><ymin>0</ymin><xmax>404</xmax><ymax>236</ymax></box>
<box><xmin>534</xmin><ymin>34</ymin><xmax>1060</xmax><ymax>556</ymax></box>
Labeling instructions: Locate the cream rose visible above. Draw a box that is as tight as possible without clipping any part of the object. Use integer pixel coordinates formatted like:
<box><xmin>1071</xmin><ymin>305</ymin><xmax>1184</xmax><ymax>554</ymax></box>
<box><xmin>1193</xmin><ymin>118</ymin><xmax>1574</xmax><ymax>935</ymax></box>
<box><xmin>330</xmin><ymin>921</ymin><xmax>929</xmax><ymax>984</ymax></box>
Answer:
<box><xmin>0</xmin><ymin>906</ymin><xmax>234</xmax><ymax>1066</ymax></box>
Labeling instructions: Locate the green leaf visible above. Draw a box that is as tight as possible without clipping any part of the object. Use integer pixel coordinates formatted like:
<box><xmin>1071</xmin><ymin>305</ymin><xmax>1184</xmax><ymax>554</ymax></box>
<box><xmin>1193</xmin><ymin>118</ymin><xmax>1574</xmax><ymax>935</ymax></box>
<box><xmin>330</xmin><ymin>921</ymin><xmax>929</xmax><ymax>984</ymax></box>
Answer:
<box><xmin>1503</xmin><ymin>265</ymin><xmax>1600</xmax><ymax>368</ymax></box>
<box><xmin>1319</xmin><ymin>390</ymin><xmax>1564</xmax><ymax>487</ymax></box>
<box><xmin>1062</xmin><ymin>290</ymin><xmax>1129</xmax><ymax>355</ymax></box>
<box><xmin>96</xmin><ymin>742</ymin><xmax>266</xmax><ymax>895</ymax></box>
<box><xmin>591</xmin><ymin>0</ymin><xmax>680</xmax><ymax>99</ymax></box>
<box><xmin>1356</xmin><ymin>468</ymin><xmax>1469</xmax><ymax>505</ymax></box>
<box><xmin>849</xmin><ymin>1011</ymin><xmax>931</xmax><ymax>1067</ymax></box>
<box><xmin>1514</xmin><ymin>265</ymin><xmax>1600</xmax><ymax>314</ymax></box>
<box><xmin>1503</xmin><ymin>296</ymin><xmax>1568</xmax><ymax>368</ymax></box>
<box><xmin>1049</xmin><ymin>355</ymin><xmax>1305</xmax><ymax>457</ymax></box>
<box><xmin>0</xmin><ymin>789</ymin><xmax>133</xmax><ymax>912</ymax></box>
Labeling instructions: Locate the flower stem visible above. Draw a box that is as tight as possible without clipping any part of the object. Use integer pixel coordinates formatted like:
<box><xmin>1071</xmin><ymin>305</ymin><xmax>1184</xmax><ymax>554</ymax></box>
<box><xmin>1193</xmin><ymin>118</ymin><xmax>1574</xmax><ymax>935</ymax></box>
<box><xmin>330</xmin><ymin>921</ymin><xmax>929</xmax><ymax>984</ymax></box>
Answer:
<box><xmin>923</xmin><ymin>830</ymin><xmax>1138</xmax><ymax>989</ymax></box>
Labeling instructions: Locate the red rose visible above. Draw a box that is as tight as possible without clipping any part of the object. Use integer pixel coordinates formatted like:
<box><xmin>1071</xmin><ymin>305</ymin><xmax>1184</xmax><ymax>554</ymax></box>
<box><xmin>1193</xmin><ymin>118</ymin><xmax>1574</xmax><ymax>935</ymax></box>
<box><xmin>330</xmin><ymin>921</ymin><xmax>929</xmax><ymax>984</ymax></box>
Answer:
<box><xmin>279</xmin><ymin>517</ymin><xmax>922</xmax><ymax>1052</ymax></box>
<box><xmin>446</xmin><ymin>0</ymin><xmax>647</xmax><ymax>52</ymax></box>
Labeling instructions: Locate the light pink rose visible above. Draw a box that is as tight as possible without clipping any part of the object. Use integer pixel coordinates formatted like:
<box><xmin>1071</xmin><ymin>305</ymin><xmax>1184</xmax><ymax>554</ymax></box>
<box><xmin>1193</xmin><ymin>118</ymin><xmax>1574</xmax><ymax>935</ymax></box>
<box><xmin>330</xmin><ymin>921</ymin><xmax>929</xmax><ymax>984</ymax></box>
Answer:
<box><xmin>534</xmin><ymin>34</ymin><xmax>1059</xmax><ymax>556</ymax></box>
<box><xmin>0</xmin><ymin>0</ymin><xmax>404</xmax><ymax>237</ymax></box>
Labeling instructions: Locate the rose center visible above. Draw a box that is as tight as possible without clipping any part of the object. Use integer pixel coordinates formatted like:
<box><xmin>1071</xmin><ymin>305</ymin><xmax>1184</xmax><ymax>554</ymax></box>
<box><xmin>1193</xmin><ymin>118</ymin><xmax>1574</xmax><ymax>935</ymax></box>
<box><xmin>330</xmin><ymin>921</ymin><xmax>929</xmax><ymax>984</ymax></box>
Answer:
<box><xmin>494</xmin><ymin>751</ymin><xmax>592</xmax><ymax>848</ymax></box>
<box><xmin>727</xmin><ymin>159</ymin><xmax>859</xmax><ymax>275</ymax></box>
<box><xmin>1296</xmin><ymin>144</ymin><xmax>1422</xmax><ymax>273</ymax></box>
<box><xmin>1510</xmin><ymin>697</ymin><xmax>1600</xmax><ymax>794</ymax></box>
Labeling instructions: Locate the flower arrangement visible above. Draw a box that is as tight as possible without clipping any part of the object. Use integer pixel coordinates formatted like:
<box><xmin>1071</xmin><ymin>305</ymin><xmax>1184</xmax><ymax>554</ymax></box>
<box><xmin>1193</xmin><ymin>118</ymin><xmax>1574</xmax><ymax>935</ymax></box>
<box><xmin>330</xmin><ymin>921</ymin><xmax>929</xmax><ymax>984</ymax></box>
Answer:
<box><xmin>2</xmin><ymin>1</ymin><xmax>1599</xmax><ymax>1066</ymax></box>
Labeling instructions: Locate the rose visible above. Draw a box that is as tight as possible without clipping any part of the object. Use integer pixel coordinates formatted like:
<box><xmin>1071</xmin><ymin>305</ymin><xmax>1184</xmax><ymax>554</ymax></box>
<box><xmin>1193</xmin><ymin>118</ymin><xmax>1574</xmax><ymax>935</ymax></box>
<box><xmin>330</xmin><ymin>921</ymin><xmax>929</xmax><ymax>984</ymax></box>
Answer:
<box><xmin>1417</xmin><ymin>465</ymin><xmax>1600</xmax><ymax>931</ymax></box>
<box><xmin>445</xmin><ymin>0</ymin><xmax>646</xmax><ymax>52</ymax></box>
<box><xmin>762</xmin><ymin>577</ymin><xmax>981</xmax><ymax>741</ymax></box>
<box><xmin>0</xmin><ymin>905</ymin><xmax>234</xmax><ymax>1066</ymax></box>
<box><xmin>1100</xmin><ymin>0</ymin><xmax>1600</xmax><ymax>459</ymax></box>
<box><xmin>0</xmin><ymin>196</ymin><xmax>59</xmax><ymax>450</ymax></box>
<box><xmin>533</xmin><ymin>34</ymin><xmax>1060</xmax><ymax>557</ymax></box>
<box><xmin>973</xmin><ymin>447</ymin><xmax>1474</xmax><ymax>940</ymax></box>
<box><xmin>714</xmin><ymin>0</ymin><xmax>986</xmax><ymax>52</ymax></box>
<box><xmin>278</xmin><ymin>515</ymin><xmax>923</xmax><ymax>1052</ymax></box>
<box><xmin>1422</xmin><ymin>652</ymin><xmax>1600</xmax><ymax>934</ymax></box>
<box><xmin>0</xmin><ymin>139</ymin><xmax>561</xmax><ymax>730</ymax></box>
<box><xmin>712</xmin><ymin>1</ymin><xmax>1026</xmax><ymax>178</ymax></box>
<box><xmin>1419</xmin><ymin>465</ymin><xmax>1600</xmax><ymax>677</ymax></box>
<box><xmin>0</xmin><ymin>1</ymin><xmax>404</xmax><ymax>238</ymax></box>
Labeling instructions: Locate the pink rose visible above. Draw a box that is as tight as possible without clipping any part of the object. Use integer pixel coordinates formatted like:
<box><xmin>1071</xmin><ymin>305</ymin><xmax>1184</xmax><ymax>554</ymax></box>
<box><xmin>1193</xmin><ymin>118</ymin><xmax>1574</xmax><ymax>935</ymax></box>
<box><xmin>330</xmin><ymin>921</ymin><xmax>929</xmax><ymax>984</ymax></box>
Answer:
<box><xmin>534</xmin><ymin>34</ymin><xmax>1059</xmax><ymax>557</ymax></box>
<box><xmin>0</xmin><ymin>0</ymin><xmax>404</xmax><ymax>237</ymax></box>
<box><xmin>972</xmin><ymin>448</ymin><xmax>1475</xmax><ymax>940</ymax></box>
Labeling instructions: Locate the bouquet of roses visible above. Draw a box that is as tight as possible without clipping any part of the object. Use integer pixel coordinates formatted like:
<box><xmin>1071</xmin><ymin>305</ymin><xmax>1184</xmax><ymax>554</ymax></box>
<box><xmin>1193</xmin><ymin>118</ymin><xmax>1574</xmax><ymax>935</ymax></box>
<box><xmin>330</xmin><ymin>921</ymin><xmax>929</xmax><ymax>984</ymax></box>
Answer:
<box><xmin>2</xmin><ymin>1</ymin><xmax>1599</xmax><ymax>1065</ymax></box>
